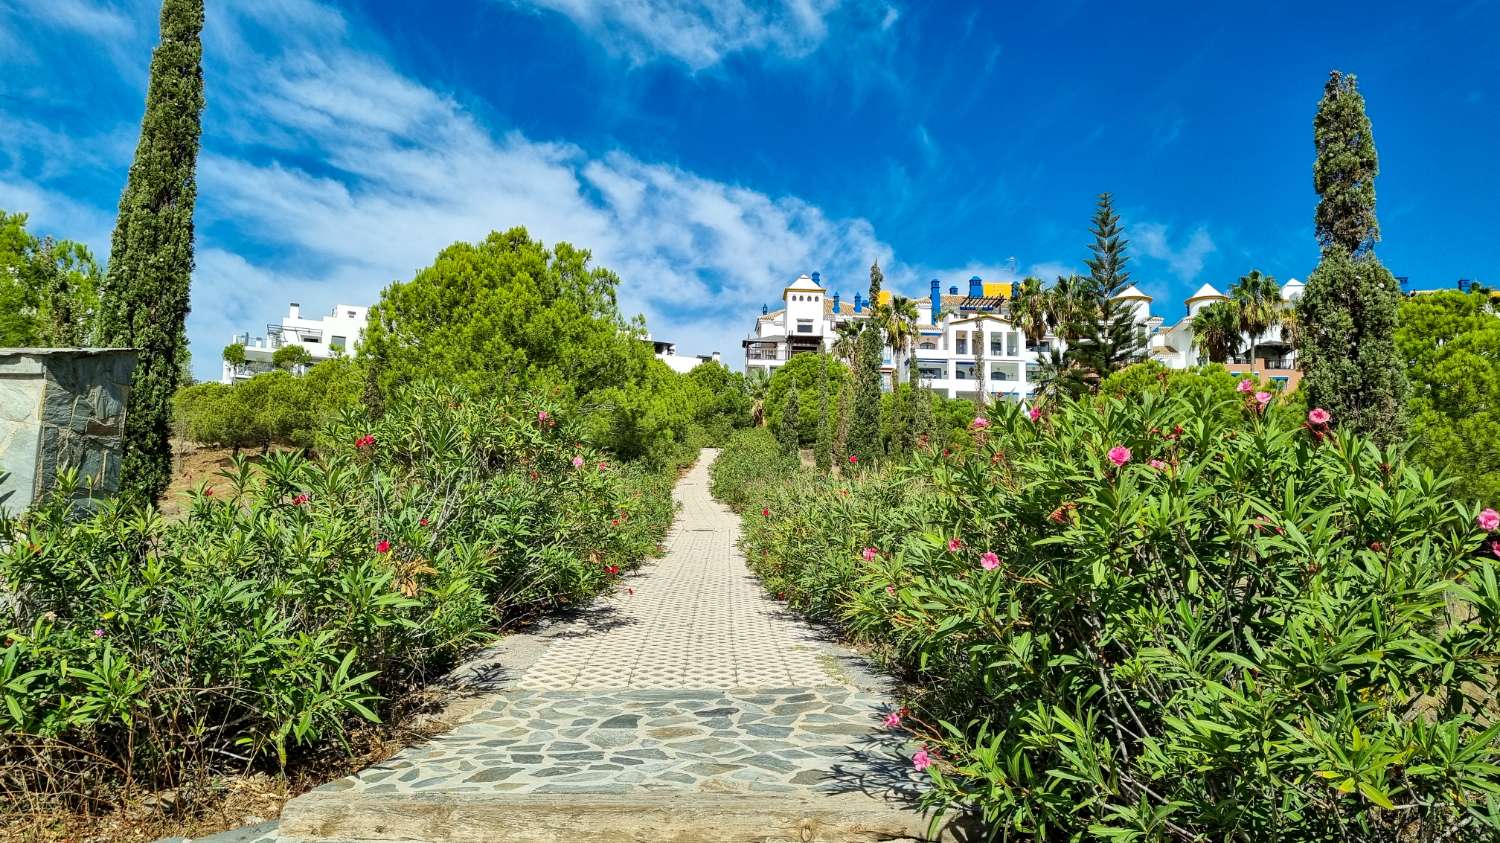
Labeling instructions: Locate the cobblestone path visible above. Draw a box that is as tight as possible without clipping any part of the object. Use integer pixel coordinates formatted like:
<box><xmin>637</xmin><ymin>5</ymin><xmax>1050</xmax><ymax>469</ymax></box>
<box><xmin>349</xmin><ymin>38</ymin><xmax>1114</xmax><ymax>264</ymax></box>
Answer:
<box><xmin>267</xmin><ymin>450</ymin><xmax>941</xmax><ymax>842</ymax></box>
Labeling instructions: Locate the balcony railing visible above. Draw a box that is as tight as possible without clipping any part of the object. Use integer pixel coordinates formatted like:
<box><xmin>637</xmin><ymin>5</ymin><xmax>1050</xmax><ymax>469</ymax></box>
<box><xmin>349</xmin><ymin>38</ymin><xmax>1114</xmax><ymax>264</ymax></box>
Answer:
<box><xmin>746</xmin><ymin>348</ymin><xmax>786</xmax><ymax>361</ymax></box>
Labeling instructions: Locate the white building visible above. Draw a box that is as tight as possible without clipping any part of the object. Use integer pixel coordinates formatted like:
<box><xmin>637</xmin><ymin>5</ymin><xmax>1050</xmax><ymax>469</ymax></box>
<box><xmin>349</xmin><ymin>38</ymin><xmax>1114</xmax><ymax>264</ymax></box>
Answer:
<box><xmin>1148</xmin><ymin>278</ymin><xmax>1304</xmax><ymax>390</ymax></box>
<box><xmin>223</xmin><ymin>302</ymin><xmax>369</xmax><ymax>383</ymax></box>
<box><xmin>744</xmin><ymin>272</ymin><xmax>1308</xmax><ymax>401</ymax></box>
<box><xmin>648</xmin><ymin>337</ymin><xmax>723</xmax><ymax>374</ymax></box>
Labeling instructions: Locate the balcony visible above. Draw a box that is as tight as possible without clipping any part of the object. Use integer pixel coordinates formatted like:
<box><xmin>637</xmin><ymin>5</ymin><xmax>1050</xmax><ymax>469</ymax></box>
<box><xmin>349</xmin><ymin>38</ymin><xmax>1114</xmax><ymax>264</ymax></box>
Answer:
<box><xmin>746</xmin><ymin>348</ymin><xmax>786</xmax><ymax>362</ymax></box>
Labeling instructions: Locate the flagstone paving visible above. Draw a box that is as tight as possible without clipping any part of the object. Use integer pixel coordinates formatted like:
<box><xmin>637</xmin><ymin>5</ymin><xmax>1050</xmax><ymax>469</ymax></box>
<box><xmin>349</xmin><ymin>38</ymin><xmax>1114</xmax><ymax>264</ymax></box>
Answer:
<box><xmin>241</xmin><ymin>450</ymin><xmax>946</xmax><ymax>841</ymax></box>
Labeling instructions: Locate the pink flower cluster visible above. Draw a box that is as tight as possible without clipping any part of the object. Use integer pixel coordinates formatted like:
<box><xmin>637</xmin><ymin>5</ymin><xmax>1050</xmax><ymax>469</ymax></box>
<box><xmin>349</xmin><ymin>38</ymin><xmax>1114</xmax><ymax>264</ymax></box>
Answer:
<box><xmin>1027</xmin><ymin>407</ymin><xmax>1042</xmax><ymax>422</ymax></box>
<box><xmin>912</xmin><ymin>748</ymin><xmax>932</xmax><ymax>772</ymax></box>
<box><xmin>292</xmin><ymin>493</ymin><xmax>310</xmax><ymax>506</ymax></box>
<box><xmin>946</xmin><ymin>537</ymin><xmax>964</xmax><ymax>553</ymax></box>
<box><xmin>971</xmin><ymin>416</ymin><xmax>990</xmax><ymax>430</ymax></box>
<box><xmin>980</xmin><ymin>551</ymin><xmax>1000</xmax><ymax>571</ymax></box>
<box><xmin>1480</xmin><ymin>508</ymin><xmax>1500</xmax><ymax>533</ymax></box>
<box><xmin>355</xmin><ymin>434</ymin><xmax>376</xmax><ymax>449</ymax></box>
<box><xmin>862</xmin><ymin>546</ymin><xmax>879</xmax><ymax>562</ymax></box>
<box><xmin>1107</xmin><ymin>446</ymin><xmax>1131</xmax><ymax>467</ymax></box>
<box><xmin>571</xmin><ymin>455</ymin><xmax>585</xmax><ymax>469</ymax></box>
<box><xmin>376</xmin><ymin>539</ymin><xmax>392</xmax><ymax>554</ymax></box>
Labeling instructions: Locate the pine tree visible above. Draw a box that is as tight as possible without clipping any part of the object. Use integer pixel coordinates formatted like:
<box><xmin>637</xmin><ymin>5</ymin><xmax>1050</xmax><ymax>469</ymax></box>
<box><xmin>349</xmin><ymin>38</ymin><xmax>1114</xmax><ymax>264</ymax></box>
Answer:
<box><xmin>1300</xmin><ymin>70</ymin><xmax>1408</xmax><ymax>445</ymax></box>
<box><xmin>910</xmin><ymin>354</ymin><xmax>935</xmax><ymax>445</ymax></box>
<box><xmin>1313</xmin><ymin>71</ymin><xmax>1380</xmax><ymax>255</ymax></box>
<box><xmin>97</xmin><ymin>0</ymin><xmax>205</xmax><ymax>503</ymax></box>
<box><xmin>847</xmin><ymin>261</ymin><xmax>885</xmax><ymax>463</ymax></box>
<box><xmin>779</xmin><ymin>377</ymin><xmax>801</xmax><ymax>456</ymax></box>
<box><xmin>1066</xmin><ymin>193</ymin><xmax>1143</xmax><ymax>389</ymax></box>
<box><xmin>815</xmin><ymin>355</ymin><xmax>832</xmax><ymax>470</ymax></box>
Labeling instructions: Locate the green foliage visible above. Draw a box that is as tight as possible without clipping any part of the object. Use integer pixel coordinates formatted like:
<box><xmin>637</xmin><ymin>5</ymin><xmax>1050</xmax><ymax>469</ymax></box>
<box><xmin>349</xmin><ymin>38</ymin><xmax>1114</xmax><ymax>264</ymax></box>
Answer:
<box><xmin>0</xmin><ymin>211</ymin><xmax>103</xmax><ymax>347</ymax></box>
<box><xmin>1397</xmin><ymin>290</ymin><xmax>1500</xmax><ymax>504</ymax></box>
<box><xmin>222</xmin><ymin>342</ymin><xmax>246</xmax><ymax>366</ymax></box>
<box><xmin>96</xmin><ymin>0</ymin><xmax>206</xmax><ymax>503</ymax></box>
<box><xmin>272</xmin><ymin>343</ymin><xmax>313</xmax><ymax>371</ymax></box>
<box><xmin>724</xmin><ymin>390</ymin><xmax>1500</xmax><ymax>841</ymax></box>
<box><xmin>778</xmin><ymin>378</ymin><xmax>801</xmax><ymax>456</ymax></box>
<box><xmin>765</xmin><ymin>353</ymin><xmax>847</xmax><ymax>447</ymax></box>
<box><xmin>708</xmin><ymin>427</ymin><xmax>796</xmax><ymax>512</ymax></box>
<box><xmin>174</xmin><ymin>359</ymin><xmax>364</xmax><ymax>452</ymax></box>
<box><xmin>1229</xmin><ymin>268</ymin><xmax>1284</xmax><ymax>359</ymax></box>
<box><xmin>849</xmin><ymin>290</ymin><xmax>885</xmax><ymax>462</ymax></box>
<box><xmin>1100</xmin><ymin>361</ymin><xmax>1250</xmax><ymax>427</ymax></box>
<box><xmin>586</xmin><ymin>359</ymin><xmax>706</xmax><ymax>471</ymax></box>
<box><xmin>2</xmin><ymin>385</ymin><xmax>675</xmax><ymax>810</ymax></box>
<box><xmin>684</xmin><ymin>361</ymin><xmax>753</xmax><ymax>444</ymax></box>
<box><xmin>361</xmin><ymin>227</ymin><xmax>653</xmax><ymax>402</ymax></box>
<box><xmin>1189</xmin><ymin>299</ymin><xmax>1240</xmax><ymax>363</ymax></box>
<box><xmin>1298</xmin><ymin>245</ymin><xmax>1408</xmax><ymax>445</ymax></box>
<box><xmin>814</xmin><ymin>357</ymin><xmax>833</xmax><ymax>471</ymax></box>
<box><xmin>1314</xmin><ymin>70</ymin><xmax>1380</xmax><ymax>255</ymax></box>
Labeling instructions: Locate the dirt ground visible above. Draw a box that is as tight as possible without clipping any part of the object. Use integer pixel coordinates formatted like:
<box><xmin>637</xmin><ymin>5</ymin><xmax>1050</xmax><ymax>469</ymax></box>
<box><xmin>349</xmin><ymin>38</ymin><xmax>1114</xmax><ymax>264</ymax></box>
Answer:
<box><xmin>156</xmin><ymin>441</ymin><xmax>286</xmax><ymax>519</ymax></box>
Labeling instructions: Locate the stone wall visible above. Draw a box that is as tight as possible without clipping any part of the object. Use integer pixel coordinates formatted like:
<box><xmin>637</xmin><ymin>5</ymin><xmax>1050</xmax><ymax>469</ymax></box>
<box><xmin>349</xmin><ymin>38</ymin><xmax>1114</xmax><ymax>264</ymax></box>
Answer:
<box><xmin>0</xmin><ymin>349</ymin><xmax>137</xmax><ymax>516</ymax></box>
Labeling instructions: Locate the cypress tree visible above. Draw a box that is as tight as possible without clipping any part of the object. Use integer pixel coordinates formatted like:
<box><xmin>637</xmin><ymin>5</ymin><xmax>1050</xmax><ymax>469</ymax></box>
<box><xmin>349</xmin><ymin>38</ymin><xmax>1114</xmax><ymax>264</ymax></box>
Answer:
<box><xmin>847</xmin><ymin>261</ymin><xmax>885</xmax><ymax>463</ymax></box>
<box><xmin>779</xmin><ymin>378</ymin><xmax>801</xmax><ymax>457</ymax></box>
<box><xmin>1313</xmin><ymin>71</ymin><xmax>1380</xmax><ymax>255</ymax></box>
<box><xmin>1299</xmin><ymin>70</ymin><xmax>1408</xmax><ymax>445</ymax></box>
<box><xmin>815</xmin><ymin>355</ymin><xmax>832</xmax><ymax>471</ymax></box>
<box><xmin>907</xmin><ymin>352</ymin><xmax>929</xmax><ymax>447</ymax></box>
<box><xmin>97</xmin><ymin>0</ymin><xmax>205</xmax><ymax>503</ymax></box>
<box><xmin>1067</xmin><ymin>193</ymin><xmax>1143</xmax><ymax>389</ymax></box>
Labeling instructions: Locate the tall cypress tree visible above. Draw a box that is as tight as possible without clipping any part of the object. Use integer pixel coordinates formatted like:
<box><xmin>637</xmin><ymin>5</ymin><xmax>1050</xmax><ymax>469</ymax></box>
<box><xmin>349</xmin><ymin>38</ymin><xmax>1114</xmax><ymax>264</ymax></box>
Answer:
<box><xmin>1299</xmin><ymin>70</ymin><xmax>1407</xmax><ymax>445</ymax></box>
<box><xmin>1066</xmin><ymin>193</ymin><xmax>1143</xmax><ymax>389</ymax></box>
<box><xmin>98</xmin><ymin>0</ymin><xmax>205</xmax><ymax>502</ymax></box>
<box><xmin>778</xmin><ymin>378</ymin><xmax>802</xmax><ymax>456</ymax></box>
<box><xmin>814</xmin><ymin>355</ymin><xmax>832</xmax><ymax>470</ymax></box>
<box><xmin>847</xmin><ymin>261</ymin><xmax>885</xmax><ymax>463</ymax></box>
<box><xmin>1313</xmin><ymin>71</ymin><xmax>1380</xmax><ymax>255</ymax></box>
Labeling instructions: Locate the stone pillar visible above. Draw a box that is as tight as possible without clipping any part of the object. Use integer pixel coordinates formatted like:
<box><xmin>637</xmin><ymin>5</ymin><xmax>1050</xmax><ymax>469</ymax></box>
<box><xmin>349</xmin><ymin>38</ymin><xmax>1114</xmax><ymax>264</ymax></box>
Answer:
<box><xmin>0</xmin><ymin>348</ymin><xmax>137</xmax><ymax>515</ymax></box>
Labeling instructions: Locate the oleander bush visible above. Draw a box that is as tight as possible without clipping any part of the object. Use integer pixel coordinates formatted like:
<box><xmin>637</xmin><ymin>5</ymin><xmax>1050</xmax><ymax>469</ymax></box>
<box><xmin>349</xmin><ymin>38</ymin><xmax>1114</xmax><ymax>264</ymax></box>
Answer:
<box><xmin>708</xmin><ymin>427</ymin><xmax>796</xmax><ymax>512</ymax></box>
<box><xmin>719</xmin><ymin>388</ymin><xmax>1500</xmax><ymax>841</ymax></box>
<box><xmin>0</xmin><ymin>384</ymin><xmax>673</xmax><ymax>811</ymax></box>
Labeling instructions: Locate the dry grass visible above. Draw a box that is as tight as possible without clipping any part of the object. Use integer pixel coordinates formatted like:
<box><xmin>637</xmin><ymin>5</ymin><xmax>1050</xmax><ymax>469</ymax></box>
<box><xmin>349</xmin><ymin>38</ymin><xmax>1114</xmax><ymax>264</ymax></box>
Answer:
<box><xmin>1</xmin><ymin>687</ymin><xmax>457</xmax><ymax>843</ymax></box>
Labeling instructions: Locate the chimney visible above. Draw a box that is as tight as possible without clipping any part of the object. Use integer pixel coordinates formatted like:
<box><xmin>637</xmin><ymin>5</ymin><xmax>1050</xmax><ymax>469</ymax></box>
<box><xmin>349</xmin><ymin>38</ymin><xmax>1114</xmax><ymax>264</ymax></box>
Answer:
<box><xmin>811</xmin><ymin>271</ymin><xmax>821</xmax><ymax>286</ymax></box>
<box><xmin>711</xmin><ymin>351</ymin><xmax>721</xmax><ymax>363</ymax></box>
<box><xmin>949</xmin><ymin>285</ymin><xmax>959</xmax><ymax>295</ymax></box>
<box><xmin>288</xmin><ymin>302</ymin><xmax>301</xmax><ymax>319</ymax></box>
<box><xmin>968</xmin><ymin>276</ymin><xmax>983</xmax><ymax>298</ymax></box>
<box><xmin>854</xmin><ymin>293</ymin><xmax>863</xmax><ymax>313</ymax></box>
<box><xmin>930</xmin><ymin>278</ymin><xmax>940</xmax><ymax>324</ymax></box>
<box><xmin>832</xmin><ymin>291</ymin><xmax>841</xmax><ymax>313</ymax></box>
<box><xmin>762</xmin><ymin>303</ymin><xmax>768</xmax><ymax>315</ymax></box>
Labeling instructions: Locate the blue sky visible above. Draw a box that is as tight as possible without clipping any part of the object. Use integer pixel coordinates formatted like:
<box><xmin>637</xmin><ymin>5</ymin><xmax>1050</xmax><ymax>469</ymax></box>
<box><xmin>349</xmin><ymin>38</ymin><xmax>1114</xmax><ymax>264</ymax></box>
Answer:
<box><xmin>2</xmin><ymin>0</ymin><xmax>1496</xmax><ymax>378</ymax></box>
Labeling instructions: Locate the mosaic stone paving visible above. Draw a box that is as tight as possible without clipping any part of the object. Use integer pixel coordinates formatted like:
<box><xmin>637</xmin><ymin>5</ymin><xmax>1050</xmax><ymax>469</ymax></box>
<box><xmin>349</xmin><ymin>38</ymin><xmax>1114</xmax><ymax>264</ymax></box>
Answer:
<box><xmin>254</xmin><ymin>451</ymin><xmax>932</xmax><ymax>840</ymax></box>
<box><xmin>313</xmin><ymin>686</ymin><xmax>916</xmax><ymax>797</ymax></box>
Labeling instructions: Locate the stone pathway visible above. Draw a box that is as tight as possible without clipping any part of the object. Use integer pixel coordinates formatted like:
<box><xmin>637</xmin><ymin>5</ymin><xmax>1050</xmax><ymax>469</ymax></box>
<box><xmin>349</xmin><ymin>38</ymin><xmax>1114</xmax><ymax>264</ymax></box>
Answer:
<box><xmin>255</xmin><ymin>450</ymin><xmax>952</xmax><ymax>842</ymax></box>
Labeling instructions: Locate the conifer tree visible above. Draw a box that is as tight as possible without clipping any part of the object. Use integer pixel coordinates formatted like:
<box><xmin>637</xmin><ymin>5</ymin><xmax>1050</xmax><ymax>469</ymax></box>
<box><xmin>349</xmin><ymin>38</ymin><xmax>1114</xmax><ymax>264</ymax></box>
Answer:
<box><xmin>1299</xmin><ymin>70</ymin><xmax>1408</xmax><ymax>445</ymax></box>
<box><xmin>910</xmin><ymin>354</ymin><xmax>934</xmax><ymax>444</ymax></box>
<box><xmin>847</xmin><ymin>261</ymin><xmax>886</xmax><ymax>463</ymax></box>
<box><xmin>815</xmin><ymin>355</ymin><xmax>832</xmax><ymax>471</ymax></box>
<box><xmin>779</xmin><ymin>377</ymin><xmax>801</xmax><ymax>456</ymax></box>
<box><xmin>1313</xmin><ymin>71</ymin><xmax>1380</xmax><ymax>255</ymax></box>
<box><xmin>1066</xmin><ymin>193</ymin><xmax>1143</xmax><ymax>389</ymax></box>
<box><xmin>97</xmin><ymin>0</ymin><xmax>205</xmax><ymax>503</ymax></box>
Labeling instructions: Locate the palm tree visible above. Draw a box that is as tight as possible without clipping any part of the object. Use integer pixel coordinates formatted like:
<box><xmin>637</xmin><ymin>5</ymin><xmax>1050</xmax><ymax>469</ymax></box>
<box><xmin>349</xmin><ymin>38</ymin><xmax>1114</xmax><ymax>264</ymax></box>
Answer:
<box><xmin>877</xmin><ymin>296</ymin><xmax>920</xmax><ymax>383</ymax></box>
<box><xmin>831</xmin><ymin>320</ymin><xmax>863</xmax><ymax>367</ymax></box>
<box><xmin>746</xmin><ymin>367</ymin><xmax>771</xmax><ymax>427</ymax></box>
<box><xmin>1229</xmin><ymin>269</ymin><xmax>1281</xmax><ymax>365</ymax></box>
<box><xmin>1191</xmin><ymin>300</ymin><xmax>1241</xmax><ymax>364</ymax></box>
<box><xmin>1011</xmin><ymin>276</ymin><xmax>1050</xmax><ymax>347</ymax></box>
<box><xmin>1046</xmin><ymin>274</ymin><xmax>1096</xmax><ymax>343</ymax></box>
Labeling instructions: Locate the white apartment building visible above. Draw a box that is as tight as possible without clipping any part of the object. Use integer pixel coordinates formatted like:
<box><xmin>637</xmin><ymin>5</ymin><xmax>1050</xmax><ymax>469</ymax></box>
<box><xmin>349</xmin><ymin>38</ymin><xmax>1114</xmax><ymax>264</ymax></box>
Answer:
<box><xmin>744</xmin><ymin>272</ymin><xmax>1307</xmax><ymax>401</ymax></box>
<box><xmin>648</xmin><ymin>337</ymin><xmax>723</xmax><ymax>374</ymax></box>
<box><xmin>1148</xmin><ymin>278</ymin><xmax>1304</xmax><ymax>390</ymax></box>
<box><xmin>223</xmin><ymin>302</ymin><xmax>369</xmax><ymax>383</ymax></box>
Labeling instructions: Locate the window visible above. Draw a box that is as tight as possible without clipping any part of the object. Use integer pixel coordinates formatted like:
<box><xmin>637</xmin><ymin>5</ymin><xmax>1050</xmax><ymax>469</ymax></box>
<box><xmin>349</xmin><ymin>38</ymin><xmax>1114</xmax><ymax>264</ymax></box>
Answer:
<box><xmin>1007</xmin><ymin>332</ymin><xmax>1018</xmax><ymax>356</ymax></box>
<box><xmin>990</xmin><ymin>335</ymin><xmax>1003</xmax><ymax>355</ymax></box>
<box><xmin>346</xmin><ymin>310</ymin><xmax>356</xmax><ymax>318</ymax></box>
<box><xmin>330</xmin><ymin>335</ymin><xmax>347</xmax><ymax>351</ymax></box>
<box><xmin>796</xmin><ymin>319</ymin><xmax>814</xmax><ymax>334</ymax></box>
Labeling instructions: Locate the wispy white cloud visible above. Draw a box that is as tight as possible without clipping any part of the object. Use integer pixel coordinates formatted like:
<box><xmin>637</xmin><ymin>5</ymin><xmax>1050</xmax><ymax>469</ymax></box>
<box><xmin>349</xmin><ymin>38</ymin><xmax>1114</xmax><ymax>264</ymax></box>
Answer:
<box><xmin>6</xmin><ymin>0</ymin><xmax>135</xmax><ymax>38</ymax></box>
<box><xmin>1132</xmin><ymin>221</ymin><xmax>1215</xmax><ymax>283</ymax></box>
<box><xmin>508</xmin><ymin>0</ymin><xmax>851</xmax><ymax>69</ymax></box>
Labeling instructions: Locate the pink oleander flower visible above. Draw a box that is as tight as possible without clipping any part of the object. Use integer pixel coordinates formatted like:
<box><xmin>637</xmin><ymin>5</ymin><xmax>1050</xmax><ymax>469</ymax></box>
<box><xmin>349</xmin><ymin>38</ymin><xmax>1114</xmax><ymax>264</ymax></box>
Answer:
<box><xmin>862</xmin><ymin>547</ymin><xmax>879</xmax><ymax>562</ymax></box>
<box><xmin>912</xmin><ymin>748</ymin><xmax>932</xmax><ymax>772</ymax></box>
<box><xmin>886</xmin><ymin>584</ymin><xmax>896</xmax><ymax>596</ymax></box>
<box><xmin>762</xmin><ymin>507</ymin><xmax>771</xmax><ymax>518</ymax></box>
<box><xmin>1479</xmin><ymin>508</ymin><xmax>1500</xmax><ymax>533</ymax></box>
<box><xmin>1308</xmin><ymin>407</ymin><xmax>1331</xmax><ymax>426</ymax></box>
<box><xmin>537</xmin><ymin>410</ymin><xmax>549</xmax><ymax>423</ymax></box>
<box><xmin>571</xmin><ymin>456</ymin><xmax>585</xmax><ymax>469</ymax></box>
<box><xmin>292</xmin><ymin>493</ymin><xmax>310</xmax><ymax>505</ymax></box>
<box><xmin>884</xmin><ymin>711</ymin><xmax>902</xmax><ymax>728</ymax></box>
<box><xmin>1027</xmin><ymin>407</ymin><xmax>1042</xmax><ymax>422</ymax></box>
<box><xmin>93</xmin><ymin>628</ymin><xmax>105</xmax><ymax>638</ymax></box>
<box><xmin>980</xmin><ymin>551</ymin><xmax>1000</xmax><ymax>571</ymax></box>
<box><xmin>376</xmin><ymin>539</ymin><xmax>391</xmax><ymax>554</ymax></box>
<box><xmin>420</xmin><ymin>517</ymin><xmax>430</xmax><ymax>527</ymax></box>
<box><xmin>947</xmin><ymin>537</ymin><xmax>964</xmax><ymax>553</ymax></box>
<box><xmin>971</xmin><ymin>417</ymin><xmax>989</xmax><ymax>430</ymax></box>
<box><xmin>598</xmin><ymin>461</ymin><xmax>608</xmax><ymax>471</ymax></box>
<box><xmin>848</xmin><ymin>454</ymin><xmax>859</xmax><ymax>464</ymax></box>
<box><xmin>1254</xmin><ymin>391</ymin><xmax>1273</xmax><ymax>410</ymax></box>
<box><xmin>203</xmin><ymin>487</ymin><xmax>213</xmax><ymax>497</ymax></box>
<box><xmin>356</xmin><ymin>434</ymin><xmax>376</xmax><ymax>448</ymax></box>
<box><xmin>1107</xmin><ymin>446</ymin><xmax>1131</xmax><ymax>467</ymax></box>
<box><xmin>1236</xmin><ymin>379</ymin><xmax>1255</xmax><ymax>394</ymax></box>
<box><xmin>1492</xmin><ymin>540</ymin><xmax>1500</xmax><ymax>559</ymax></box>
<box><xmin>1149</xmin><ymin>459</ymin><xmax>1168</xmax><ymax>470</ymax></box>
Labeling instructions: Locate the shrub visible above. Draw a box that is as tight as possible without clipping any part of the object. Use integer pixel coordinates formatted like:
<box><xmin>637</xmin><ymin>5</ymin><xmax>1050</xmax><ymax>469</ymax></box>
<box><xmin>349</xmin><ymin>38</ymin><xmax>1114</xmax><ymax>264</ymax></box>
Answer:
<box><xmin>727</xmin><ymin>389</ymin><xmax>1500</xmax><ymax>840</ymax></box>
<box><xmin>1</xmin><ymin>384</ymin><xmax>673</xmax><ymax>812</ymax></box>
<box><xmin>709</xmin><ymin>427</ymin><xmax>796</xmax><ymax>512</ymax></box>
<box><xmin>174</xmin><ymin>359</ymin><xmax>363</xmax><ymax>452</ymax></box>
